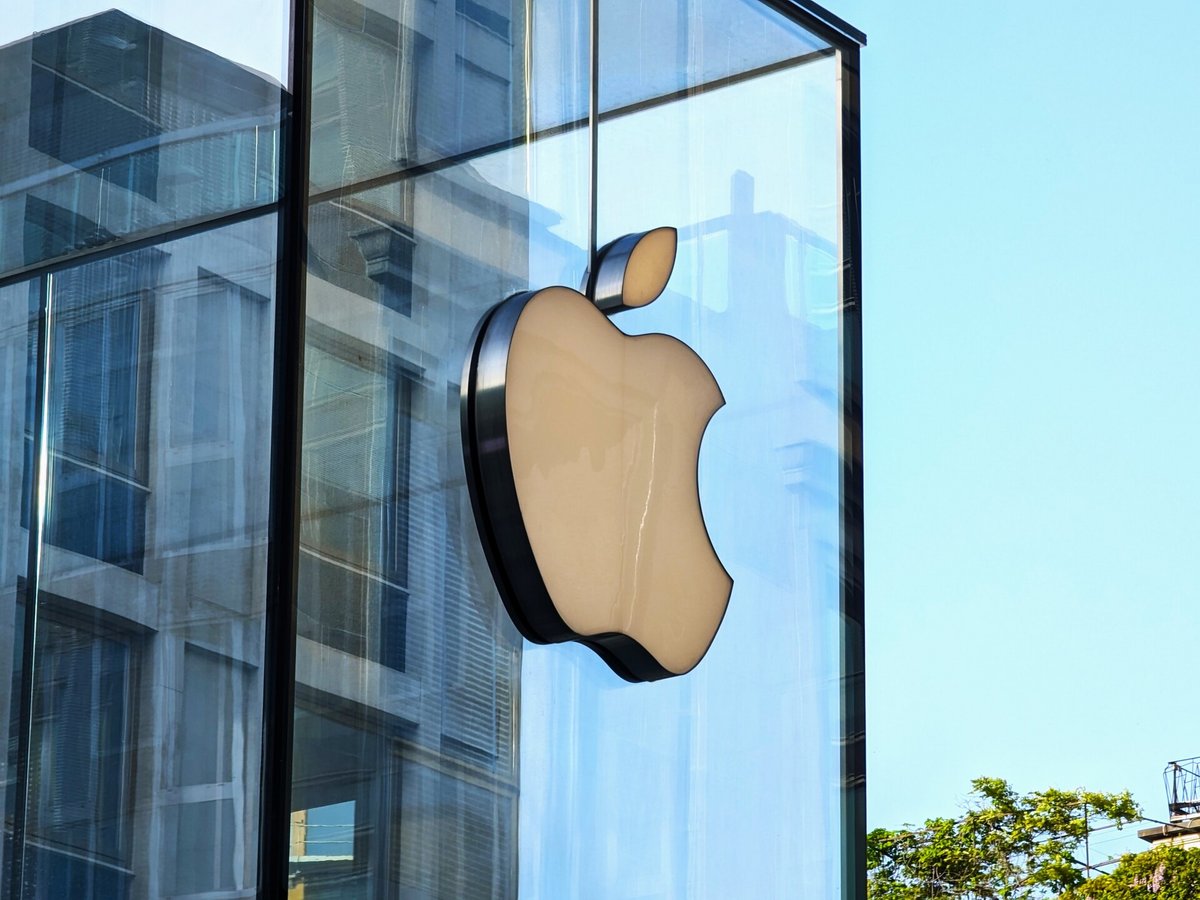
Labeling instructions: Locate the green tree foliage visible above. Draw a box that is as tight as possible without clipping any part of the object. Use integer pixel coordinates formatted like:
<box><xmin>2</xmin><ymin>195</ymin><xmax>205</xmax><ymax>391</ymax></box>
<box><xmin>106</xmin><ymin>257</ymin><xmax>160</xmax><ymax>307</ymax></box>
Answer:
<box><xmin>867</xmin><ymin>777</ymin><xmax>1141</xmax><ymax>899</ymax></box>
<box><xmin>1061</xmin><ymin>845</ymin><xmax>1200</xmax><ymax>899</ymax></box>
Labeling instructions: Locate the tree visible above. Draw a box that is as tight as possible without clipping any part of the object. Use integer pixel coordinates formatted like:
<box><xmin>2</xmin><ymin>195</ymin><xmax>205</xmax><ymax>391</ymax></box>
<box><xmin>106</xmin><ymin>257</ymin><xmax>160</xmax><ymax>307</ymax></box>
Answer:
<box><xmin>868</xmin><ymin>777</ymin><xmax>1141</xmax><ymax>899</ymax></box>
<box><xmin>1061</xmin><ymin>845</ymin><xmax>1200</xmax><ymax>899</ymax></box>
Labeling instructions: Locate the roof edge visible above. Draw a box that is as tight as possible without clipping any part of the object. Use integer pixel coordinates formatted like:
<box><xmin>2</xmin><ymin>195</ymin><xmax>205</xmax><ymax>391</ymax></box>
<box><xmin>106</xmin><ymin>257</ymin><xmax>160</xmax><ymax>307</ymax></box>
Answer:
<box><xmin>770</xmin><ymin>0</ymin><xmax>867</xmax><ymax>48</ymax></box>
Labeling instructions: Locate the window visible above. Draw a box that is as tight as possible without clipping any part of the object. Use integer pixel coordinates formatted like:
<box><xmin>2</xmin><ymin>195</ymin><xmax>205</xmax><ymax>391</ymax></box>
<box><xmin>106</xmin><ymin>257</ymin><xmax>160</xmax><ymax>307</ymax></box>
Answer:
<box><xmin>22</xmin><ymin>260</ymin><xmax>152</xmax><ymax>573</ymax></box>
<box><xmin>299</xmin><ymin>334</ymin><xmax>413</xmax><ymax>671</ymax></box>
<box><xmin>24</xmin><ymin>612</ymin><xmax>136</xmax><ymax>898</ymax></box>
<box><xmin>289</xmin><ymin>708</ymin><xmax>382</xmax><ymax>896</ymax></box>
<box><xmin>292</xmin><ymin>800</ymin><xmax>356</xmax><ymax>863</ymax></box>
<box><xmin>52</xmin><ymin>290</ymin><xmax>143</xmax><ymax>477</ymax></box>
<box><xmin>456</xmin><ymin>0</ymin><xmax>511</xmax><ymax>40</ymax></box>
<box><xmin>169</xmin><ymin>645</ymin><xmax>254</xmax><ymax>895</ymax></box>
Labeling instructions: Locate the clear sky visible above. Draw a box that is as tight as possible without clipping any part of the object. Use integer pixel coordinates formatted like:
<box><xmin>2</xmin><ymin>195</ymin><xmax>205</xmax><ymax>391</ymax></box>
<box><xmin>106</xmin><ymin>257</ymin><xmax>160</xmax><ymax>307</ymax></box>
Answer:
<box><xmin>831</xmin><ymin>0</ymin><xmax>1200</xmax><ymax>861</ymax></box>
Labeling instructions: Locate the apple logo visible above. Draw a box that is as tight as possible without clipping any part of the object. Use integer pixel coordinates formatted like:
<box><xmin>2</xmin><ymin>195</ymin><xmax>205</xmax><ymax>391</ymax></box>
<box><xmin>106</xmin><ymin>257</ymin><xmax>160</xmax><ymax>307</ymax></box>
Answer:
<box><xmin>461</xmin><ymin>227</ymin><xmax>732</xmax><ymax>682</ymax></box>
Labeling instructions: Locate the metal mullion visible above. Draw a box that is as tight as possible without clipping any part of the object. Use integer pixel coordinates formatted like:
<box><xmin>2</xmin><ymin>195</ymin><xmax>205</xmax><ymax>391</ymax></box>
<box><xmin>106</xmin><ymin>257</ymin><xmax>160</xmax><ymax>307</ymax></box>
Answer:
<box><xmin>0</xmin><ymin>201</ymin><xmax>278</xmax><ymax>295</ymax></box>
<box><xmin>588</xmin><ymin>0</ymin><xmax>600</xmax><ymax>270</ymax></box>
<box><xmin>255</xmin><ymin>0</ymin><xmax>314</xmax><ymax>893</ymax></box>
<box><xmin>9</xmin><ymin>272</ymin><xmax>56</xmax><ymax>900</ymax></box>
<box><xmin>836</xmin><ymin>41</ymin><xmax>867</xmax><ymax>900</ymax></box>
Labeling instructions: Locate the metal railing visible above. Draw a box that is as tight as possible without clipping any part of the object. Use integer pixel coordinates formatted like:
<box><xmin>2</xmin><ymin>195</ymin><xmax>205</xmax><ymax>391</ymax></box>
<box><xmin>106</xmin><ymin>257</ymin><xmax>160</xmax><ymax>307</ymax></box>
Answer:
<box><xmin>1165</xmin><ymin>757</ymin><xmax>1200</xmax><ymax>821</ymax></box>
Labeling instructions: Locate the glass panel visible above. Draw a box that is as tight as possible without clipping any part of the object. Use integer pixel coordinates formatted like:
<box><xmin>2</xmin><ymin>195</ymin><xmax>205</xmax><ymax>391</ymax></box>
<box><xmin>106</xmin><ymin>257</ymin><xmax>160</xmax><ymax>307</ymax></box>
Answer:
<box><xmin>10</xmin><ymin>213</ymin><xmax>277</xmax><ymax>899</ymax></box>
<box><xmin>293</xmin><ymin>165</ymin><xmax>529</xmax><ymax>899</ymax></box>
<box><xmin>290</xmin><ymin>0</ymin><xmax>563</xmax><ymax>893</ymax></box>
<box><xmin>291</xmin><ymin>0</ymin><xmax>853</xmax><ymax>897</ymax></box>
<box><xmin>307</xmin><ymin>0</ymin><xmax>596</xmax><ymax>195</ymax></box>
<box><xmin>517</xmin><ymin>5</ymin><xmax>847</xmax><ymax>900</ymax></box>
<box><xmin>2</xmin><ymin>0</ymin><xmax>287</xmax><ymax>893</ymax></box>
<box><xmin>308</xmin><ymin>0</ymin><xmax>527</xmax><ymax>193</ymax></box>
<box><xmin>598</xmin><ymin>0</ymin><xmax>829</xmax><ymax>112</ymax></box>
<box><xmin>529</xmin><ymin>0</ymin><xmax>589</xmax><ymax>130</ymax></box>
<box><xmin>0</xmin><ymin>5</ymin><xmax>286</xmax><ymax>277</ymax></box>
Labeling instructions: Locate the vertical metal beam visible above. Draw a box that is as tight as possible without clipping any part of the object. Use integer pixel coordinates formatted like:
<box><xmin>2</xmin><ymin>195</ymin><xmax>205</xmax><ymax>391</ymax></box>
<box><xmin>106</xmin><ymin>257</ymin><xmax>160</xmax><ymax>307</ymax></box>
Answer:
<box><xmin>837</xmin><ymin>41</ymin><xmax>867</xmax><ymax>900</ymax></box>
<box><xmin>9</xmin><ymin>273</ymin><xmax>55</xmax><ymax>900</ymax></box>
<box><xmin>256</xmin><ymin>0</ymin><xmax>313</xmax><ymax>890</ymax></box>
<box><xmin>587</xmin><ymin>0</ymin><xmax>600</xmax><ymax>269</ymax></box>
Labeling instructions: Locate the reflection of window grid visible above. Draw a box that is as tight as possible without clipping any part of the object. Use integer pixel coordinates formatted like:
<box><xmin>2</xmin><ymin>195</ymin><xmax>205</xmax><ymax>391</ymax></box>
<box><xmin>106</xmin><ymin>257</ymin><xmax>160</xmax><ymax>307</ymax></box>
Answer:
<box><xmin>52</xmin><ymin>291</ymin><xmax>146</xmax><ymax>479</ymax></box>
<box><xmin>394</xmin><ymin>753</ymin><xmax>517</xmax><ymax>898</ymax></box>
<box><xmin>23</xmin><ymin>280</ymin><xmax>151</xmax><ymax>573</ymax></box>
<box><xmin>170</xmin><ymin>271</ymin><xmax>240</xmax><ymax>447</ymax></box>
<box><xmin>456</xmin><ymin>0</ymin><xmax>512</xmax><ymax>40</ymax></box>
<box><xmin>167</xmin><ymin>269</ymin><xmax>270</xmax><ymax>548</ymax></box>
<box><xmin>308</xmin><ymin>8</ymin><xmax>419</xmax><ymax>186</ymax></box>
<box><xmin>170</xmin><ymin>643</ymin><xmax>253</xmax><ymax>895</ymax></box>
<box><xmin>25</xmin><ymin>608</ymin><xmax>136</xmax><ymax>870</ymax></box>
<box><xmin>177</xmin><ymin>644</ymin><xmax>245</xmax><ymax>787</ymax></box>
<box><xmin>301</xmin><ymin>340</ymin><xmax>412</xmax><ymax>590</ymax></box>
<box><xmin>287</xmin><ymin>705</ymin><xmax>381</xmax><ymax>891</ymax></box>
<box><xmin>300</xmin><ymin>332</ymin><xmax>413</xmax><ymax>671</ymax></box>
<box><xmin>441</xmin><ymin>582</ymin><xmax>514</xmax><ymax>768</ymax></box>
<box><xmin>453</xmin><ymin>57</ymin><xmax>511</xmax><ymax>152</ymax></box>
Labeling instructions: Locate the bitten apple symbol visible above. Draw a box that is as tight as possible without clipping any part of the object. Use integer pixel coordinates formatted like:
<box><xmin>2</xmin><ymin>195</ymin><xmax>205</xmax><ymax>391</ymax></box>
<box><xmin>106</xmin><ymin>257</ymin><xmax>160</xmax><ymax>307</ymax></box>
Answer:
<box><xmin>461</xmin><ymin>227</ymin><xmax>732</xmax><ymax>682</ymax></box>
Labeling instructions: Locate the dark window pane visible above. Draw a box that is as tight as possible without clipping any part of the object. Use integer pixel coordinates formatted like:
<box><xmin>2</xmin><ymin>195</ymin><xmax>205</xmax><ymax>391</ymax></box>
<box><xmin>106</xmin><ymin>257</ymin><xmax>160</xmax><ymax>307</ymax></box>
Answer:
<box><xmin>52</xmin><ymin>291</ymin><xmax>142</xmax><ymax>475</ymax></box>
<box><xmin>28</xmin><ymin>61</ymin><xmax>160</xmax><ymax>201</ymax></box>
<box><xmin>457</xmin><ymin>0</ymin><xmax>511</xmax><ymax>39</ymax></box>
<box><xmin>179</xmin><ymin>646</ymin><xmax>236</xmax><ymax>786</ymax></box>
<box><xmin>26</xmin><ymin>617</ymin><xmax>131</xmax><ymax>865</ymax></box>
<box><xmin>43</xmin><ymin>457</ymin><xmax>147</xmax><ymax>573</ymax></box>
<box><xmin>169</xmin><ymin>799</ymin><xmax>237</xmax><ymax>894</ymax></box>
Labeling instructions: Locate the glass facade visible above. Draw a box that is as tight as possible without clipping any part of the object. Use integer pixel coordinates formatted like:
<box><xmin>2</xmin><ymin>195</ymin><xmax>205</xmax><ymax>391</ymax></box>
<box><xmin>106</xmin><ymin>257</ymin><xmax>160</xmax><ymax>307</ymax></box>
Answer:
<box><xmin>0</xmin><ymin>0</ymin><xmax>862</xmax><ymax>897</ymax></box>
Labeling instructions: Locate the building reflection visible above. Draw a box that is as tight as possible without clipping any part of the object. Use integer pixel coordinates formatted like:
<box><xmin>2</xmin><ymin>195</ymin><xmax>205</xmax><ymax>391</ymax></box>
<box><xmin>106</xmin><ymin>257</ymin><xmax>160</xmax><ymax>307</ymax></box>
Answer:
<box><xmin>0</xmin><ymin>1</ymin><xmax>849</xmax><ymax>897</ymax></box>
<box><xmin>0</xmin><ymin>3</ymin><xmax>544</xmax><ymax>896</ymax></box>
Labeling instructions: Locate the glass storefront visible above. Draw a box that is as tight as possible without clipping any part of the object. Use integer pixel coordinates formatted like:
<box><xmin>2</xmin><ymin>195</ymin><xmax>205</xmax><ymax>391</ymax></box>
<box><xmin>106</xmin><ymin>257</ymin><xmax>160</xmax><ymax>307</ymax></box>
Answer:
<box><xmin>0</xmin><ymin>0</ymin><xmax>863</xmax><ymax>896</ymax></box>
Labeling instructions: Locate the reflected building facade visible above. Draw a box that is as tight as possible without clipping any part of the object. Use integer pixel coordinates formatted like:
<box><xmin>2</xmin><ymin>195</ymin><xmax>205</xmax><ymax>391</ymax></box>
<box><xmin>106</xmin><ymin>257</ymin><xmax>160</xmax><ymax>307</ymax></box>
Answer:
<box><xmin>294</xmin><ymin>2</ymin><xmax>538</xmax><ymax>895</ymax></box>
<box><xmin>0</xmin><ymin>11</ymin><xmax>281</xmax><ymax>896</ymax></box>
<box><xmin>0</xmin><ymin>1</ymin><xmax>864</xmax><ymax>898</ymax></box>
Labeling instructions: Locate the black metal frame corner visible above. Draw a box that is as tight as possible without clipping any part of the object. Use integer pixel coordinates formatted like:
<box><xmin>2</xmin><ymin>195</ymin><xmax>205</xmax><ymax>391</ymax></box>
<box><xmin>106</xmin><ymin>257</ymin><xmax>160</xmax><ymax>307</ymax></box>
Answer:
<box><xmin>755</xmin><ymin>4</ymin><xmax>867</xmax><ymax>898</ymax></box>
<box><xmin>837</xmin><ymin>32</ymin><xmax>867</xmax><ymax>900</ymax></box>
<box><xmin>769</xmin><ymin>0</ymin><xmax>867</xmax><ymax>48</ymax></box>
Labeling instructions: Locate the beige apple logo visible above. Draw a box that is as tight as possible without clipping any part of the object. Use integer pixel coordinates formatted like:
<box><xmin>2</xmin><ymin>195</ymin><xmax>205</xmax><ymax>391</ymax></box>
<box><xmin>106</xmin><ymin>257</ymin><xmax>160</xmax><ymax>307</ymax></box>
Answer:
<box><xmin>461</xmin><ymin>227</ymin><xmax>732</xmax><ymax>682</ymax></box>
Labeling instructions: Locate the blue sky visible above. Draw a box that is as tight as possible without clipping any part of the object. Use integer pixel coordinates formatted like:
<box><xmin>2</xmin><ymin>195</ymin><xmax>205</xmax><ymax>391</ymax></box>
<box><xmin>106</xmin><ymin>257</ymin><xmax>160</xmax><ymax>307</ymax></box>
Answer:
<box><xmin>831</xmin><ymin>0</ymin><xmax>1200</xmax><ymax>859</ymax></box>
